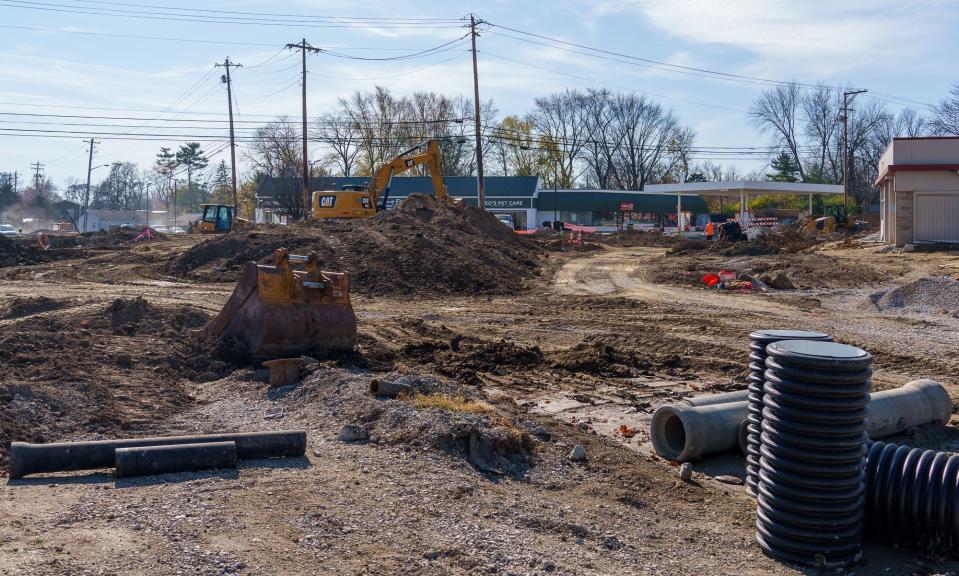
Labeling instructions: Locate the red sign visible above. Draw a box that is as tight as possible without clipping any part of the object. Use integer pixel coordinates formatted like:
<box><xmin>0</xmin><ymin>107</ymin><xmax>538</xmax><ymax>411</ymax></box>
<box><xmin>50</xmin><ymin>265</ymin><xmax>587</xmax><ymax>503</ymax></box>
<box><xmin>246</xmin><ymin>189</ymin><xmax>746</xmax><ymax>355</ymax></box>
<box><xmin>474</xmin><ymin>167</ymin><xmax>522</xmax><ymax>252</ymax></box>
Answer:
<box><xmin>619</xmin><ymin>202</ymin><xmax>635</xmax><ymax>211</ymax></box>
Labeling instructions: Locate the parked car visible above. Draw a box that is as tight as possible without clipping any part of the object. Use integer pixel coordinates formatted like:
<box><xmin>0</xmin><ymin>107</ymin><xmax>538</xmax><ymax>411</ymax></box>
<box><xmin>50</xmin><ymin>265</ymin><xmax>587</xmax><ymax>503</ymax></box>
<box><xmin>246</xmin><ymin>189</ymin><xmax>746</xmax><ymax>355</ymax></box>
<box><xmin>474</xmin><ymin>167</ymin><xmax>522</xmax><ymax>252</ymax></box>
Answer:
<box><xmin>119</xmin><ymin>222</ymin><xmax>135</xmax><ymax>230</ymax></box>
<box><xmin>496</xmin><ymin>214</ymin><xmax>515</xmax><ymax>228</ymax></box>
<box><xmin>0</xmin><ymin>224</ymin><xmax>20</xmax><ymax>237</ymax></box>
<box><xmin>168</xmin><ymin>226</ymin><xmax>187</xmax><ymax>234</ymax></box>
<box><xmin>151</xmin><ymin>225</ymin><xmax>169</xmax><ymax>234</ymax></box>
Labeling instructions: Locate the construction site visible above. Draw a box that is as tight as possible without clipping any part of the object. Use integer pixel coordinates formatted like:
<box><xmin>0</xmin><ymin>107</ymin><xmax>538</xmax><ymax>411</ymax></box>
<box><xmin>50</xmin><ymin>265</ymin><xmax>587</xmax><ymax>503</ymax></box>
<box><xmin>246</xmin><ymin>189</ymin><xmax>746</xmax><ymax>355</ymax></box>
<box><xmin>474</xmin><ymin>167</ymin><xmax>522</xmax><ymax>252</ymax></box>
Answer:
<box><xmin>3</xmin><ymin>2</ymin><xmax>959</xmax><ymax>575</ymax></box>
<box><xmin>1</xmin><ymin>181</ymin><xmax>958</xmax><ymax>574</ymax></box>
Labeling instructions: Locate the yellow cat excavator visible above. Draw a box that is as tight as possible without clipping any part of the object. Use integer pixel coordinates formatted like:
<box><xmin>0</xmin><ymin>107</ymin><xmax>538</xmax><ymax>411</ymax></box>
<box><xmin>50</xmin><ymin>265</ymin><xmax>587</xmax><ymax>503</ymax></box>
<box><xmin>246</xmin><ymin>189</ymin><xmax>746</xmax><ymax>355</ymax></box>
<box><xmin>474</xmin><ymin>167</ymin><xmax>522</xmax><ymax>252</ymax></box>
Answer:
<box><xmin>311</xmin><ymin>139</ymin><xmax>450</xmax><ymax>219</ymax></box>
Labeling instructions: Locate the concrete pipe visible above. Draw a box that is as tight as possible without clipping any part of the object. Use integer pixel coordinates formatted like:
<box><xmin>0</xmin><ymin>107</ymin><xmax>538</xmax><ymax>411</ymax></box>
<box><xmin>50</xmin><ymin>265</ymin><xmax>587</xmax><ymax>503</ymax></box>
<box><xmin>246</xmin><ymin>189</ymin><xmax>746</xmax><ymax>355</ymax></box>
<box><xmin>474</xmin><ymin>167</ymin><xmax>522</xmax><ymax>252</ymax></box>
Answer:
<box><xmin>114</xmin><ymin>441</ymin><xmax>237</xmax><ymax>479</ymax></box>
<box><xmin>651</xmin><ymin>380</ymin><xmax>951</xmax><ymax>462</ymax></box>
<box><xmin>650</xmin><ymin>401</ymin><xmax>749</xmax><ymax>462</ymax></box>
<box><xmin>9</xmin><ymin>430</ymin><xmax>306</xmax><ymax>479</ymax></box>
<box><xmin>369</xmin><ymin>378</ymin><xmax>413</xmax><ymax>398</ymax></box>
<box><xmin>866</xmin><ymin>379</ymin><xmax>952</xmax><ymax>439</ymax></box>
<box><xmin>681</xmin><ymin>389</ymin><xmax>749</xmax><ymax>407</ymax></box>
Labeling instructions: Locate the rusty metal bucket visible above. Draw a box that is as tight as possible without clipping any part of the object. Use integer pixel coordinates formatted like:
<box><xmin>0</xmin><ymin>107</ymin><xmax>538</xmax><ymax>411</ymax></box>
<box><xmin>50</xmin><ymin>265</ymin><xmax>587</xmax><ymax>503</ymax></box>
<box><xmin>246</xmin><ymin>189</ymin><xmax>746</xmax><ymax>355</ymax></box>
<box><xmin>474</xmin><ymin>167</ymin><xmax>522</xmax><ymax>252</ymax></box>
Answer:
<box><xmin>202</xmin><ymin>249</ymin><xmax>357</xmax><ymax>358</ymax></box>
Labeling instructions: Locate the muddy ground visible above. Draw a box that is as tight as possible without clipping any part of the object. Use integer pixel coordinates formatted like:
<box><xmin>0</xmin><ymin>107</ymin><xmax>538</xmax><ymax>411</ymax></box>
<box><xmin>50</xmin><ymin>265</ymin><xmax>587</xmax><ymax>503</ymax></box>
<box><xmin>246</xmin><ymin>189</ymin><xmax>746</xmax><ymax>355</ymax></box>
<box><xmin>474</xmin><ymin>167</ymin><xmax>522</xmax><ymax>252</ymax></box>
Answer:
<box><xmin>2</xmin><ymin>220</ymin><xmax>959</xmax><ymax>575</ymax></box>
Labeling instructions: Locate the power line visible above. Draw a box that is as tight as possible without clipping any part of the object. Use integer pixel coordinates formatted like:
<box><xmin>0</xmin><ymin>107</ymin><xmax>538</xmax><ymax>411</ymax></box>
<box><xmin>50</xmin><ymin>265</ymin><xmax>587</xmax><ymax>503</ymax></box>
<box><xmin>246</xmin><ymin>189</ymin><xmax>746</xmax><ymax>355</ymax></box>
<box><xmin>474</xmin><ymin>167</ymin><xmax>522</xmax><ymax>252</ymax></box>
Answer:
<box><xmin>65</xmin><ymin>0</ymin><xmax>464</xmax><ymax>22</ymax></box>
<box><xmin>486</xmin><ymin>22</ymin><xmax>840</xmax><ymax>90</ymax></box>
<box><xmin>0</xmin><ymin>0</ymin><xmax>466</xmax><ymax>28</ymax></box>
<box><xmin>480</xmin><ymin>50</ymin><xmax>747</xmax><ymax>114</ymax></box>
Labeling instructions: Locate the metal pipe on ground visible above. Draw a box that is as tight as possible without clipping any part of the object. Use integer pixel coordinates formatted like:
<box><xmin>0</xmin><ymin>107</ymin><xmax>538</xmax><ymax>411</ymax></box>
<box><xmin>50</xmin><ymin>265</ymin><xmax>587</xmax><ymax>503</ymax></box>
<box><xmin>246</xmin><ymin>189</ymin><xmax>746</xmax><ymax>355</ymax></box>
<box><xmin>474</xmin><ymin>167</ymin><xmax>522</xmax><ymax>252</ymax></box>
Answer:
<box><xmin>651</xmin><ymin>380</ymin><xmax>951</xmax><ymax>463</ymax></box>
<box><xmin>114</xmin><ymin>441</ymin><xmax>238</xmax><ymax>479</ymax></box>
<box><xmin>9</xmin><ymin>430</ymin><xmax>306</xmax><ymax>479</ymax></box>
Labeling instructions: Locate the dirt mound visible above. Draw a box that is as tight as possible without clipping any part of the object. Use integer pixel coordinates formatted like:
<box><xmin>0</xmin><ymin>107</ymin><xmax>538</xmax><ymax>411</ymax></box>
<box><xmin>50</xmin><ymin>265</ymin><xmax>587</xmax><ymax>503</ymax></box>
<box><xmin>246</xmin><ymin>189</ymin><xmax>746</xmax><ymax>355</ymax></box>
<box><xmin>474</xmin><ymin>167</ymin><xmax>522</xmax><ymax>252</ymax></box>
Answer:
<box><xmin>0</xmin><ymin>296</ymin><xmax>235</xmax><ymax>469</ymax></box>
<box><xmin>287</xmin><ymin>367</ymin><xmax>536</xmax><ymax>476</ymax></box>
<box><xmin>80</xmin><ymin>227</ymin><xmax>166</xmax><ymax>248</ymax></box>
<box><xmin>0</xmin><ymin>296</ymin><xmax>65</xmax><ymax>319</ymax></box>
<box><xmin>649</xmin><ymin>250</ymin><xmax>888</xmax><ymax>291</ymax></box>
<box><xmin>870</xmin><ymin>277</ymin><xmax>959</xmax><ymax>313</ymax></box>
<box><xmin>1</xmin><ymin>235</ymin><xmax>92</xmax><ymax>268</ymax></box>
<box><xmin>602</xmin><ymin>230</ymin><xmax>680</xmax><ymax>248</ymax></box>
<box><xmin>167</xmin><ymin>194</ymin><xmax>542</xmax><ymax>296</ymax></box>
<box><xmin>669</xmin><ymin>228</ymin><xmax>818</xmax><ymax>257</ymax></box>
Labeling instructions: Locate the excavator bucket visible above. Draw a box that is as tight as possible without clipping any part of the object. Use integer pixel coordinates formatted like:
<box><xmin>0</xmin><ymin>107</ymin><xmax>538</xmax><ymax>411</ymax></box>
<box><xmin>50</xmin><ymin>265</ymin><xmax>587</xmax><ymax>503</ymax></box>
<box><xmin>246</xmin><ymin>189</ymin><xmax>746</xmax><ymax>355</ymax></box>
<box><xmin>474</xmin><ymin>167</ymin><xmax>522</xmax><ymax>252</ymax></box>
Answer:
<box><xmin>201</xmin><ymin>248</ymin><xmax>357</xmax><ymax>358</ymax></box>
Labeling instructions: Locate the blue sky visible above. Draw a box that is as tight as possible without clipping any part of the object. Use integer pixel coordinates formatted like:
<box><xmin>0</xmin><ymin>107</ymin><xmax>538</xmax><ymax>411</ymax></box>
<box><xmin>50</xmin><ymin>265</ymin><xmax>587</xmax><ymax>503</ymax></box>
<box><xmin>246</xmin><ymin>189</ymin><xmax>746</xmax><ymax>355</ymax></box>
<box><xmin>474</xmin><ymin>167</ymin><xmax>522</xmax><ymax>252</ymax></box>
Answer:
<box><xmin>1</xmin><ymin>0</ymin><xmax>957</xmax><ymax>186</ymax></box>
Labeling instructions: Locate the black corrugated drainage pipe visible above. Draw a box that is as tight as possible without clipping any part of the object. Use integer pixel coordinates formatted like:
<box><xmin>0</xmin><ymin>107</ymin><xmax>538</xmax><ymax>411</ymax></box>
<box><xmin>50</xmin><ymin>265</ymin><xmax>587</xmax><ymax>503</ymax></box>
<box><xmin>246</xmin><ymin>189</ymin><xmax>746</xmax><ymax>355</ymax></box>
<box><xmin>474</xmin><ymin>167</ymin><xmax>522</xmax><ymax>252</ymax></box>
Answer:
<box><xmin>114</xmin><ymin>441</ymin><xmax>238</xmax><ymax>479</ymax></box>
<box><xmin>755</xmin><ymin>340</ymin><xmax>872</xmax><ymax>569</ymax></box>
<box><xmin>864</xmin><ymin>441</ymin><xmax>959</xmax><ymax>553</ymax></box>
<box><xmin>746</xmin><ymin>330</ymin><xmax>832</xmax><ymax>497</ymax></box>
<box><xmin>9</xmin><ymin>430</ymin><xmax>306</xmax><ymax>479</ymax></box>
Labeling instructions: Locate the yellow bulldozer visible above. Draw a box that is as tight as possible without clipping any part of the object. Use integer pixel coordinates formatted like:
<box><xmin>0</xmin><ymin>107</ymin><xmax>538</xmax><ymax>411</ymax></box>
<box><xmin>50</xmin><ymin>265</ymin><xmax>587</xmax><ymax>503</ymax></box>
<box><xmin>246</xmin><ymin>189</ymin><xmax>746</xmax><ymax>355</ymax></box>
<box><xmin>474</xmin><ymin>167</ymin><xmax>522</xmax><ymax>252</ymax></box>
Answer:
<box><xmin>311</xmin><ymin>139</ymin><xmax>450</xmax><ymax>219</ymax></box>
<box><xmin>190</xmin><ymin>204</ymin><xmax>254</xmax><ymax>234</ymax></box>
<box><xmin>200</xmin><ymin>248</ymin><xmax>357</xmax><ymax>358</ymax></box>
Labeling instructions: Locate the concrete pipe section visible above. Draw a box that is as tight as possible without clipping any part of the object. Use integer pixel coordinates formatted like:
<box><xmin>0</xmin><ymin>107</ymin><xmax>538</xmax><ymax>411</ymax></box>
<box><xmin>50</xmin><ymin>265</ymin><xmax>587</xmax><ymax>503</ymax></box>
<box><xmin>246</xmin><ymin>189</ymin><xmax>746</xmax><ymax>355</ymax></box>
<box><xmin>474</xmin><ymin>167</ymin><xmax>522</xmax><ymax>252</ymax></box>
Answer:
<box><xmin>651</xmin><ymin>380</ymin><xmax>951</xmax><ymax>462</ymax></box>
<box><xmin>114</xmin><ymin>441</ymin><xmax>238</xmax><ymax>479</ymax></box>
<box><xmin>9</xmin><ymin>430</ymin><xmax>306</xmax><ymax>479</ymax></box>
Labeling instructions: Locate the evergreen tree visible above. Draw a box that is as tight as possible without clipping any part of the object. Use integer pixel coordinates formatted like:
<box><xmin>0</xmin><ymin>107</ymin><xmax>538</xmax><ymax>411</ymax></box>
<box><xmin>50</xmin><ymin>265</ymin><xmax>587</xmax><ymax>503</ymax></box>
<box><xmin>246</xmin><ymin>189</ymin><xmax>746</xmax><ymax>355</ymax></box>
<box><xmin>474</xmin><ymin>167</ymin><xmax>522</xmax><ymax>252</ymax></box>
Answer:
<box><xmin>767</xmin><ymin>151</ymin><xmax>801</xmax><ymax>182</ymax></box>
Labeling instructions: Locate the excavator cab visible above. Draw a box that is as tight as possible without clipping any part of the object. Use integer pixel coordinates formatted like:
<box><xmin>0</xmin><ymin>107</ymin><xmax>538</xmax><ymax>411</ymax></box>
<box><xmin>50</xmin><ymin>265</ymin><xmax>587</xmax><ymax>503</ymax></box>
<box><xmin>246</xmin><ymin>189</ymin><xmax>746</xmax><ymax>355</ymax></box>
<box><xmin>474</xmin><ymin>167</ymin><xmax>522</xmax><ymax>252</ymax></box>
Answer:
<box><xmin>311</xmin><ymin>139</ymin><xmax>449</xmax><ymax>220</ymax></box>
<box><xmin>199</xmin><ymin>248</ymin><xmax>357</xmax><ymax>358</ymax></box>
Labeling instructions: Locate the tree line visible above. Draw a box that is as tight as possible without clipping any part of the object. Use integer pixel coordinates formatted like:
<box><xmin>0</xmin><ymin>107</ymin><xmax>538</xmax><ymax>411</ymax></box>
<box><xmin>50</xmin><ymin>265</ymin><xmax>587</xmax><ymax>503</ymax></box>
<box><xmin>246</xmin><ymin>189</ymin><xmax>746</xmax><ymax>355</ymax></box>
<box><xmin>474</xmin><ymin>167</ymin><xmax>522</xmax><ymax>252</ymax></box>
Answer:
<box><xmin>4</xmin><ymin>81</ymin><xmax>958</xmax><ymax>221</ymax></box>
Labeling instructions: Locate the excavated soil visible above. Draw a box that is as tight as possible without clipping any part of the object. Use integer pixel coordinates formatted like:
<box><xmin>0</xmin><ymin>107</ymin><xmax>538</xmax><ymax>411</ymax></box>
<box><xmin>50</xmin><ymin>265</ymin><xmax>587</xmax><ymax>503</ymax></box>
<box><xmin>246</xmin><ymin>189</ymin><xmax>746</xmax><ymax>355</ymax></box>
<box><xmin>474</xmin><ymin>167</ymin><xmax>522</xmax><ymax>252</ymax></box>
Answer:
<box><xmin>168</xmin><ymin>194</ymin><xmax>542</xmax><ymax>295</ymax></box>
<box><xmin>668</xmin><ymin>227</ymin><xmax>820</xmax><ymax>256</ymax></box>
<box><xmin>0</xmin><ymin>295</ymin><xmax>248</xmax><ymax>469</ymax></box>
<box><xmin>649</xmin><ymin>247</ymin><xmax>890</xmax><ymax>290</ymax></box>
<box><xmin>600</xmin><ymin>229</ymin><xmax>681</xmax><ymax>248</ymax></box>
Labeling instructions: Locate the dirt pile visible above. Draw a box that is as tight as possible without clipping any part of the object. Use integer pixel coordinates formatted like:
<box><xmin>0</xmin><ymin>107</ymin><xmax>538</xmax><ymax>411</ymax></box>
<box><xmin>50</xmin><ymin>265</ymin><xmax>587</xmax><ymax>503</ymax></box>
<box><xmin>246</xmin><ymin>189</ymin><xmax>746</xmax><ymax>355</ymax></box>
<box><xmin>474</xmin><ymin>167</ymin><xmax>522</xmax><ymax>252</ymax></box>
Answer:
<box><xmin>601</xmin><ymin>230</ymin><xmax>680</xmax><ymax>248</ymax></box>
<box><xmin>79</xmin><ymin>227</ymin><xmax>166</xmax><ymax>248</ymax></box>
<box><xmin>167</xmin><ymin>194</ymin><xmax>542</xmax><ymax>295</ymax></box>
<box><xmin>669</xmin><ymin>227</ymin><xmax>819</xmax><ymax>257</ymax></box>
<box><xmin>869</xmin><ymin>277</ymin><xmax>959</xmax><ymax>313</ymax></box>
<box><xmin>0</xmin><ymin>295</ymin><xmax>239</xmax><ymax>468</ymax></box>
<box><xmin>285</xmin><ymin>367</ymin><xmax>536</xmax><ymax>476</ymax></box>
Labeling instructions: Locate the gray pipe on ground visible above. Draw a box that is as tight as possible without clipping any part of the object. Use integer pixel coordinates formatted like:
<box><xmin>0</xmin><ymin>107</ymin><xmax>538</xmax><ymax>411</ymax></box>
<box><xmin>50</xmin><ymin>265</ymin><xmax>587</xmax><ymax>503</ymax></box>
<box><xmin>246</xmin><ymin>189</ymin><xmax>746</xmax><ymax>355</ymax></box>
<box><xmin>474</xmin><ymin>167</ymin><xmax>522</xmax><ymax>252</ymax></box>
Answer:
<box><xmin>651</xmin><ymin>380</ymin><xmax>951</xmax><ymax>462</ymax></box>
<box><xmin>114</xmin><ymin>441</ymin><xmax>238</xmax><ymax>479</ymax></box>
<box><xmin>680</xmin><ymin>389</ymin><xmax>749</xmax><ymax>407</ymax></box>
<box><xmin>369</xmin><ymin>378</ymin><xmax>413</xmax><ymax>398</ymax></box>
<box><xmin>9</xmin><ymin>430</ymin><xmax>306</xmax><ymax>479</ymax></box>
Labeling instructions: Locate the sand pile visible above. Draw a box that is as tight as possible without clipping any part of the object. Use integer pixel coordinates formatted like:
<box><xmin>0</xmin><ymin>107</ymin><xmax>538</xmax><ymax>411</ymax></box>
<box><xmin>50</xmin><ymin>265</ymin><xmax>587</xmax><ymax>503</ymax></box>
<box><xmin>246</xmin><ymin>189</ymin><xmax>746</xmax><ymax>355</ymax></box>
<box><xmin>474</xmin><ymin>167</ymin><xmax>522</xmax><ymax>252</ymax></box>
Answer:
<box><xmin>168</xmin><ymin>194</ymin><xmax>542</xmax><ymax>295</ymax></box>
<box><xmin>870</xmin><ymin>277</ymin><xmax>959</xmax><ymax>313</ymax></box>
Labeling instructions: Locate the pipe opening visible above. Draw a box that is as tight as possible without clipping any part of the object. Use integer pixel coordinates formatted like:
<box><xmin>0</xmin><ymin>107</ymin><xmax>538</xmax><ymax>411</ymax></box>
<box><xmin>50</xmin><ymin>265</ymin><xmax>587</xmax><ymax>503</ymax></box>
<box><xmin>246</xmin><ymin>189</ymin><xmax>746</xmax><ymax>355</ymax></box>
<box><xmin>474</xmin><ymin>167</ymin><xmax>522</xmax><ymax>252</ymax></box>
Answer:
<box><xmin>662</xmin><ymin>413</ymin><xmax>687</xmax><ymax>457</ymax></box>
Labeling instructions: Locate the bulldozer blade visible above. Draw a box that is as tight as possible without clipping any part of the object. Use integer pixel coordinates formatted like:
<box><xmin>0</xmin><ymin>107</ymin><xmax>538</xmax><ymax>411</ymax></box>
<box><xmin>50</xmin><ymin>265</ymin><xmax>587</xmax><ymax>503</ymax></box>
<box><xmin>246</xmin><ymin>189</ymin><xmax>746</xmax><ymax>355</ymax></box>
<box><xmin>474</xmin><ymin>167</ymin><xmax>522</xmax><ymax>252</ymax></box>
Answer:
<box><xmin>202</xmin><ymin>261</ymin><xmax>357</xmax><ymax>358</ymax></box>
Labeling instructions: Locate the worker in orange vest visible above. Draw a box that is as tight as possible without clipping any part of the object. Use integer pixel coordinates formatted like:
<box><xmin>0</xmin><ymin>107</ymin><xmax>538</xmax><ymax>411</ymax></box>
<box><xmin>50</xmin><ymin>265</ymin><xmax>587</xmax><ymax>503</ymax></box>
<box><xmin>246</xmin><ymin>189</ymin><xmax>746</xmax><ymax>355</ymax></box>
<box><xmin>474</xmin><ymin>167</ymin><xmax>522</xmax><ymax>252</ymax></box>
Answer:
<box><xmin>705</xmin><ymin>220</ymin><xmax>715</xmax><ymax>240</ymax></box>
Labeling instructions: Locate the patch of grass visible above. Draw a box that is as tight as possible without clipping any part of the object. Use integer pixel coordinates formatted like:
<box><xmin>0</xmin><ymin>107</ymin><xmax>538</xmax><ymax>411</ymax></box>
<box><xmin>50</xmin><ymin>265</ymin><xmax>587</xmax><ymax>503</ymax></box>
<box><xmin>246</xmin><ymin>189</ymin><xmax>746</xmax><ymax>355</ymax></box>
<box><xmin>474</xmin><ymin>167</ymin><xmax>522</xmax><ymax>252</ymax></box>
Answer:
<box><xmin>33</xmin><ymin>537</ymin><xmax>45</xmax><ymax>545</ymax></box>
<box><xmin>411</xmin><ymin>393</ymin><xmax>493</xmax><ymax>415</ymax></box>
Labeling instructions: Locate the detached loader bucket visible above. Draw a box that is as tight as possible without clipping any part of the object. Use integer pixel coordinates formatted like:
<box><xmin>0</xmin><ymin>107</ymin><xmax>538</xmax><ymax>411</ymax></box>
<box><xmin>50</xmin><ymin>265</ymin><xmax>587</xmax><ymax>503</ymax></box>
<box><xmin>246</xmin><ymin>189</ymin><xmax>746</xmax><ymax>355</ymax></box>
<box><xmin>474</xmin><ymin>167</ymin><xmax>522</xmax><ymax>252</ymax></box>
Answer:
<box><xmin>202</xmin><ymin>248</ymin><xmax>357</xmax><ymax>358</ymax></box>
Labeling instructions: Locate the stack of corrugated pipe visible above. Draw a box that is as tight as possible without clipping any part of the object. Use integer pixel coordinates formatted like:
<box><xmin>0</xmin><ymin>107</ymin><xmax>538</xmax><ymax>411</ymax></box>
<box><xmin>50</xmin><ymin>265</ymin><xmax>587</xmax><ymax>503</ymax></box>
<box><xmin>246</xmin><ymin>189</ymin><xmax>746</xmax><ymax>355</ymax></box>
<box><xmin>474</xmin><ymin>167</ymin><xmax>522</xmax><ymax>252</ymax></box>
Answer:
<box><xmin>649</xmin><ymin>330</ymin><xmax>956</xmax><ymax>568</ymax></box>
<box><xmin>755</xmin><ymin>340</ymin><xmax>873</xmax><ymax>567</ymax></box>
<box><xmin>745</xmin><ymin>330</ymin><xmax>832</xmax><ymax>498</ymax></box>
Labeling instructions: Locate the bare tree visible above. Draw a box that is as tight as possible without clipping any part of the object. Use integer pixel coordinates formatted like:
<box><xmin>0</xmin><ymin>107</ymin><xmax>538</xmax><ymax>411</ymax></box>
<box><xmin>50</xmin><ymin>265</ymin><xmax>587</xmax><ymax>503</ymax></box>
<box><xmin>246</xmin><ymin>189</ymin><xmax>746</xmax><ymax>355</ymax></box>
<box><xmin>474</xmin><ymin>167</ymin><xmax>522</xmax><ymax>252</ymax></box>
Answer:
<box><xmin>529</xmin><ymin>89</ymin><xmax>589</xmax><ymax>188</ymax></box>
<box><xmin>750</xmin><ymin>83</ymin><xmax>807</xmax><ymax>181</ymax></box>
<box><xmin>930</xmin><ymin>81</ymin><xmax>959</xmax><ymax>136</ymax></box>
<box><xmin>316</xmin><ymin>112</ymin><xmax>360</xmax><ymax>177</ymax></box>
<box><xmin>612</xmin><ymin>93</ymin><xmax>680</xmax><ymax>190</ymax></box>
<box><xmin>246</xmin><ymin>117</ymin><xmax>304</xmax><ymax>219</ymax></box>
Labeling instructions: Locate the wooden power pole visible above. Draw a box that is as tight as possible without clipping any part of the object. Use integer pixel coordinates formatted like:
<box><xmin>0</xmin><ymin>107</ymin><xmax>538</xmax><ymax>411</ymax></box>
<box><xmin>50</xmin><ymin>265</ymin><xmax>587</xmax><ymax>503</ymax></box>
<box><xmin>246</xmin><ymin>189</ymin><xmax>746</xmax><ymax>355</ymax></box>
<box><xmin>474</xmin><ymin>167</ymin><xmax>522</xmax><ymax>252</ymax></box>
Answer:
<box><xmin>286</xmin><ymin>39</ymin><xmax>322</xmax><ymax>220</ymax></box>
<box><xmin>470</xmin><ymin>14</ymin><xmax>486</xmax><ymax>211</ymax></box>
<box><xmin>216</xmin><ymin>57</ymin><xmax>242</xmax><ymax>215</ymax></box>
<box><xmin>842</xmin><ymin>89</ymin><xmax>867</xmax><ymax>211</ymax></box>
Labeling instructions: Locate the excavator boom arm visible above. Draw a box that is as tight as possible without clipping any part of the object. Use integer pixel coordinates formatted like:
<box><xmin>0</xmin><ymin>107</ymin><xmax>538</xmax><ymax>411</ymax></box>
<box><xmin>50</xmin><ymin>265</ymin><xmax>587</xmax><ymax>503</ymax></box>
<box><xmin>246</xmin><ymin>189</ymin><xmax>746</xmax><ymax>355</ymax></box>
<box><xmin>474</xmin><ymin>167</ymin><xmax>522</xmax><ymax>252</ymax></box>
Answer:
<box><xmin>369</xmin><ymin>140</ymin><xmax>449</xmax><ymax>207</ymax></box>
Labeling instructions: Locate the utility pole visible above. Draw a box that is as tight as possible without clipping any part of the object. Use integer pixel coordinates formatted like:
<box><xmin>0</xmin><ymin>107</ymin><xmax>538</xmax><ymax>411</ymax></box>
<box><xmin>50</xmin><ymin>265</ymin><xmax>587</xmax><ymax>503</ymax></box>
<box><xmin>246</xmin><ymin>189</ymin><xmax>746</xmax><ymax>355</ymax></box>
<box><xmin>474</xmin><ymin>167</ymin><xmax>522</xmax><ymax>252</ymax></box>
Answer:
<box><xmin>469</xmin><ymin>14</ymin><xmax>486</xmax><ymax>211</ymax></box>
<box><xmin>842</xmin><ymin>89</ymin><xmax>867</xmax><ymax>211</ymax></box>
<box><xmin>82</xmin><ymin>138</ymin><xmax>98</xmax><ymax>231</ymax></box>
<box><xmin>286</xmin><ymin>39</ymin><xmax>322</xmax><ymax>220</ymax></box>
<box><xmin>31</xmin><ymin>162</ymin><xmax>44</xmax><ymax>191</ymax></box>
<box><xmin>216</xmin><ymin>57</ymin><xmax>242</xmax><ymax>215</ymax></box>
